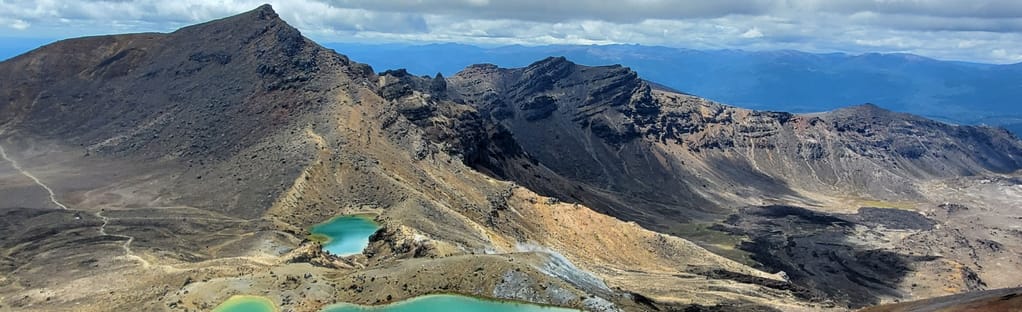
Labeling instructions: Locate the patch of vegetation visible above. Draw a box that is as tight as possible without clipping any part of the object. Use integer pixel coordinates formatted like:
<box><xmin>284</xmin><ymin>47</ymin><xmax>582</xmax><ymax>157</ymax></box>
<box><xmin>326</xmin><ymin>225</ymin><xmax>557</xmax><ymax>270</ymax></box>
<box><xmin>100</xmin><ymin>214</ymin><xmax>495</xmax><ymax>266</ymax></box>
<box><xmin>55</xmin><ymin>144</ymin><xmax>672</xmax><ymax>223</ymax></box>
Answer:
<box><xmin>669</xmin><ymin>222</ymin><xmax>754</xmax><ymax>265</ymax></box>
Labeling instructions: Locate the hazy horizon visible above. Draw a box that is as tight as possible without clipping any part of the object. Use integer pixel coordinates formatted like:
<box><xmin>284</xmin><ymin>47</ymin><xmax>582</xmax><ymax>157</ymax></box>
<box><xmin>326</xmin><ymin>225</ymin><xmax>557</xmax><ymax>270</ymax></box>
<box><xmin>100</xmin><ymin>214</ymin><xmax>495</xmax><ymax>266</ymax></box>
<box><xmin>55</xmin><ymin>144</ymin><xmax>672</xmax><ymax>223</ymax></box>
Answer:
<box><xmin>2</xmin><ymin>1</ymin><xmax>1022</xmax><ymax>64</ymax></box>
<box><xmin>5</xmin><ymin>38</ymin><xmax>1021</xmax><ymax>66</ymax></box>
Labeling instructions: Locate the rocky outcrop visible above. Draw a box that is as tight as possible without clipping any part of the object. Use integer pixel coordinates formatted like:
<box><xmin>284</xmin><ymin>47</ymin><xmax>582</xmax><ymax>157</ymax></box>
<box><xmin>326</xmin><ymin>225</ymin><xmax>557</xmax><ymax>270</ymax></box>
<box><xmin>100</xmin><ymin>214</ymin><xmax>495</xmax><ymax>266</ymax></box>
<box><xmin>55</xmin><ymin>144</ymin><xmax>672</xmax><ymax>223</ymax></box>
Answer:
<box><xmin>452</xmin><ymin>57</ymin><xmax>655</xmax><ymax>146</ymax></box>
<box><xmin>282</xmin><ymin>241</ymin><xmax>357</xmax><ymax>269</ymax></box>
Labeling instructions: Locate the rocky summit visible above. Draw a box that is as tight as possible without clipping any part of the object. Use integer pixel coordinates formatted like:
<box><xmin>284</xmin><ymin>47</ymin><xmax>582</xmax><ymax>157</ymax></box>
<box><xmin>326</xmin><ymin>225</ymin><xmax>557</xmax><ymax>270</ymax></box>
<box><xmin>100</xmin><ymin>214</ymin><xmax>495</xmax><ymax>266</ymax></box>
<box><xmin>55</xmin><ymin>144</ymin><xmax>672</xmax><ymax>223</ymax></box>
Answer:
<box><xmin>2</xmin><ymin>5</ymin><xmax>1022</xmax><ymax>312</ymax></box>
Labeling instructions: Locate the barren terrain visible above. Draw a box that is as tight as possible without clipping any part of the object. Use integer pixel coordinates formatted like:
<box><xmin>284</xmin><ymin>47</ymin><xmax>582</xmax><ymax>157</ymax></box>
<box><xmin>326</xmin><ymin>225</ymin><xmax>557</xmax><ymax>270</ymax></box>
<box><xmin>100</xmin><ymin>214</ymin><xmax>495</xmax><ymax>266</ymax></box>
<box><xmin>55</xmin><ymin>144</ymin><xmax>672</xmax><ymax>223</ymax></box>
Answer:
<box><xmin>2</xmin><ymin>5</ymin><xmax>1021</xmax><ymax>312</ymax></box>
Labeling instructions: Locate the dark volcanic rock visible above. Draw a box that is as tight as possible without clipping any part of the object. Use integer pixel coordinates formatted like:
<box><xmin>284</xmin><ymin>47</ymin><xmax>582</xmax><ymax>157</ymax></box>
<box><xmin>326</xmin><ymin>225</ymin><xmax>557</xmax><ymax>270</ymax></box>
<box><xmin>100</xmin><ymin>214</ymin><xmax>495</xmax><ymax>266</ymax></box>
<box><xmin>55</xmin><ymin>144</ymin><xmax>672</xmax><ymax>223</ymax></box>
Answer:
<box><xmin>519</xmin><ymin>95</ymin><xmax>558</xmax><ymax>121</ymax></box>
<box><xmin>717</xmin><ymin>205</ymin><xmax>943</xmax><ymax>308</ymax></box>
<box><xmin>686</xmin><ymin>267</ymin><xmax>824</xmax><ymax>302</ymax></box>
<box><xmin>848</xmin><ymin>207</ymin><xmax>936</xmax><ymax>231</ymax></box>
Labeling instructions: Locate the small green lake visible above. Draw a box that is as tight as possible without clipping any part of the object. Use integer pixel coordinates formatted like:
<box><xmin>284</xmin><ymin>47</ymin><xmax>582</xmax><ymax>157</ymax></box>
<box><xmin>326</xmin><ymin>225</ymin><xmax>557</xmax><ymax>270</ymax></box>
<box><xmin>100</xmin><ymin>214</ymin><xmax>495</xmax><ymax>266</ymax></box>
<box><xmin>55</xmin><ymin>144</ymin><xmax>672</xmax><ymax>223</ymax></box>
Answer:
<box><xmin>320</xmin><ymin>294</ymin><xmax>581</xmax><ymax>312</ymax></box>
<box><xmin>309</xmin><ymin>215</ymin><xmax>380</xmax><ymax>256</ymax></box>
<box><xmin>213</xmin><ymin>295</ymin><xmax>277</xmax><ymax>312</ymax></box>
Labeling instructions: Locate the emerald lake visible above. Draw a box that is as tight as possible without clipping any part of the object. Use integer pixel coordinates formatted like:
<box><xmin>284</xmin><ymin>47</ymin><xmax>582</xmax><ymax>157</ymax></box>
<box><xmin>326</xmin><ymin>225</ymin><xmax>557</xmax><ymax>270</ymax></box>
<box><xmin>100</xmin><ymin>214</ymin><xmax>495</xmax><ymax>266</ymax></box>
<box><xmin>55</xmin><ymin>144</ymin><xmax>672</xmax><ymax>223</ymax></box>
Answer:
<box><xmin>320</xmin><ymin>294</ymin><xmax>581</xmax><ymax>312</ymax></box>
<box><xmin>309</xmin><ymin>215</ymin><xmax>380</xmax><ymax>256</ymax></box>
<box><xmin>212</xmin><ymin>295</ymin><xmax>276</xmax><ymax>312</ymax></box>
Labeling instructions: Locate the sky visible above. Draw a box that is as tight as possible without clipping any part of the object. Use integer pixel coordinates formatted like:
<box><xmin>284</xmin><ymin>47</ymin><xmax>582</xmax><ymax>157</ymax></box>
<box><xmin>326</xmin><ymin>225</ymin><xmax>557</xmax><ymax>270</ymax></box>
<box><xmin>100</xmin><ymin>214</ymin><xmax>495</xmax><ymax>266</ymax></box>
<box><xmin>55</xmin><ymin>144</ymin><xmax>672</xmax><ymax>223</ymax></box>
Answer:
<box><xmin>2</xmin><ymin>0</ymin><xmax>1022</xmax><ymax>63</ymax></box>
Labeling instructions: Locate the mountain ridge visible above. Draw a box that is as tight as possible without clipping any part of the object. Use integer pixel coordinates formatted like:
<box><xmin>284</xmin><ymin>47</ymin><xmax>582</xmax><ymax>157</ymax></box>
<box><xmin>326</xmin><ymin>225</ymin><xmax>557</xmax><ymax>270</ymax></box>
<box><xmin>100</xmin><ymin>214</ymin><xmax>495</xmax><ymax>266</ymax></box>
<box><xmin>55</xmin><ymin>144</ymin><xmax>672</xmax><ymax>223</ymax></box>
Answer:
<box><xmin>383</xmin><ymin>56</ymin><xmax>1022</xmax><ymax>308</ymax></box>
<box><xmin>2</xmin><ymin>5</ymin><xmax>1022</xmax><ymax>311</ymax></box>
<box><xmin>427</xmin><ymin>57</ymin><xmax>1022</xmax><ymax>225</ymax></box>
<box><xmin>323</xmin><ymin>42</ymin><xmax>1022</xmax><ymax>134</ymax></box>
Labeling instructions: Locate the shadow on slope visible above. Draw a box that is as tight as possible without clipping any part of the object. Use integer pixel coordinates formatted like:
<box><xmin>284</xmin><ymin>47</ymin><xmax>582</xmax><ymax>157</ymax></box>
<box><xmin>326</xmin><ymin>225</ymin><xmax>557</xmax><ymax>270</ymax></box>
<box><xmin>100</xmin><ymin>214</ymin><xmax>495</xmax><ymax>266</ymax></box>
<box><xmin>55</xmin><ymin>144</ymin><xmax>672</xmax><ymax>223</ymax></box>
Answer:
<box><xmin>714</xmin><ymin>205</ymin><xmax>942</xmax><ymax>309</ymax></box>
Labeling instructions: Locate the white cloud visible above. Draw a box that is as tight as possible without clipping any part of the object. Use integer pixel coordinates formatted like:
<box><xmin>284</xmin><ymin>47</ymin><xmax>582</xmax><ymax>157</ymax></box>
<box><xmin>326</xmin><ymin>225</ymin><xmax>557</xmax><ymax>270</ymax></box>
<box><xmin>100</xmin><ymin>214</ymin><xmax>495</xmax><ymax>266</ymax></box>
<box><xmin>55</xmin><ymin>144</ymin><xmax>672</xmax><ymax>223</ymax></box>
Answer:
<box><xmin>9</xmin><ymin>19</ymin><xmax>29</xmax><ymax>30</ymax></box>
<box><xmin>992</xmin><ymin>48</ymin><xmax>1022</xmax><ymax>62</ymax></box>
<box><xmin>0</xmin><ymin>0</ymin><xmax>1020</xmax><ymax>63</ymax></box>
<box><xmin>741</xmin><ymin>27</ymin><xmax>764</xmax><ymax>39</ymax></box>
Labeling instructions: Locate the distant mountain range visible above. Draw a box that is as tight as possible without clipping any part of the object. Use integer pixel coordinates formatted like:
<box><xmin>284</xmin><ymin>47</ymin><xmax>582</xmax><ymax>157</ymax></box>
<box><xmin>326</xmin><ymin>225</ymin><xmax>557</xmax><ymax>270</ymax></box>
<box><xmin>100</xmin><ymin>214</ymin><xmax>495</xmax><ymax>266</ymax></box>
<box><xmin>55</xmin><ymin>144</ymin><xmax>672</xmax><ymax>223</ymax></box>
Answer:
<box><xmin>325</xmin><ymin>43</ymin><xmax>1022</xmax><ymax>134</ymax></box>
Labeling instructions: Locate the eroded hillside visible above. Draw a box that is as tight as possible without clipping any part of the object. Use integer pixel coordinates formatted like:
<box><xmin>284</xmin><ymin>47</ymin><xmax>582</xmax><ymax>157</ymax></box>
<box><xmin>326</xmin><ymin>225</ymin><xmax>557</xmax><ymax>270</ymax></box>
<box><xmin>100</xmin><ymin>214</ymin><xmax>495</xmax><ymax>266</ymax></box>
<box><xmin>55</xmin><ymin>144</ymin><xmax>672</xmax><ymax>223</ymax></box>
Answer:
<box><xmin>1</xmin><ymin>5</ymin><xmax>1021</xmax><ymax>312</ymax></box>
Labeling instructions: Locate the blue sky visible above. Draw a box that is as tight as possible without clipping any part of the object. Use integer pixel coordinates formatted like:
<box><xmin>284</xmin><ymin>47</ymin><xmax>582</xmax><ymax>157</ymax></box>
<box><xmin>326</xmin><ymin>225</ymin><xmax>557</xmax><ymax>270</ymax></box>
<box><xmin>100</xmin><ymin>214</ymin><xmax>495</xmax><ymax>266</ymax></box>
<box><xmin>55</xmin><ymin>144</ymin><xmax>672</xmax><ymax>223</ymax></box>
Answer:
<box><xmin>2</xmin><ymin>0</ymin><xmax>1022</xmax><ymax>63</ymax></box>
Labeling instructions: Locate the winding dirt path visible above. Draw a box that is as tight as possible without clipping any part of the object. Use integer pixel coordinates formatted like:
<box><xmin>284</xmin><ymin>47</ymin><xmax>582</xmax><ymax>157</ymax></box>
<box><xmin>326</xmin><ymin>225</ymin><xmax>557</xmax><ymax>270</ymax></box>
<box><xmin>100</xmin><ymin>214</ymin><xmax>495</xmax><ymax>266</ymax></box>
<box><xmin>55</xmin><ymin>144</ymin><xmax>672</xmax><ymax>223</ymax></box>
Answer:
<box><xmin>0</xmin><ymin>129</ymin><xmax>280</xmax><ymax>274</ymax></box>
<box><xmin>0</xmin><ymin>138</ymin><xmax>69</xmax><ymax>210</ymax></box>
<box><xmin>95</xmin><ymin>210</ymin><xmax>152</xmax><ymax>267</ymax></box>
<box><xmin>0</xmin><ymin>129</ymin><xmax>153</xmax><ymax>267</ymax></box>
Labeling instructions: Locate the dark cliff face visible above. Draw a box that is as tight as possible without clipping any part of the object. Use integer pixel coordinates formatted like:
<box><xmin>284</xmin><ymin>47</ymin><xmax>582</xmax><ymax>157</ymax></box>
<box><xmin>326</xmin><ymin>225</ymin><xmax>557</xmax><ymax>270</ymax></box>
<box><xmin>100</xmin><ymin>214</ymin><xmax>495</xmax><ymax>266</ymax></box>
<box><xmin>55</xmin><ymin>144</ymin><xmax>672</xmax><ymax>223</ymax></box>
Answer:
<box><xmin>376</xmin><ymin>69</ymin><xmax>507</xmax><ymax>163</ymax></box>
<box><xmin>445</xmin><ymin>58</ymin><xmax>725</xmax><ymax>226</ymax></box>
<box><xmin>455</xmin><ymin>57</ymin><xmax>657</xmax><ymax>146</ymax></box>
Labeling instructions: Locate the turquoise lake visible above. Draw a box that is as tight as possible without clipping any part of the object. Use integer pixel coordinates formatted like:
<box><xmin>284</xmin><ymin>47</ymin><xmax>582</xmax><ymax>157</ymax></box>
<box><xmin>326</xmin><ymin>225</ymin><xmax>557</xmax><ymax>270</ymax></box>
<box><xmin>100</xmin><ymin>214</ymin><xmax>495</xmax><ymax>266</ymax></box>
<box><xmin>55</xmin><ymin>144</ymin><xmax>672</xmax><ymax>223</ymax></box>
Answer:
<box><xmin>309</xmin><ymin>215</ymin><xmax>380</xmax><ymax>256</ymax></box>
<box><xmin>321</xmin><ymin>294</ymin><xmax>581</xmax><ymax>312</ymax></box>
<box><xmin>213</xmin><ymin>295</ymin><xmax>276</xmax><ymax>312</ymax></box>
